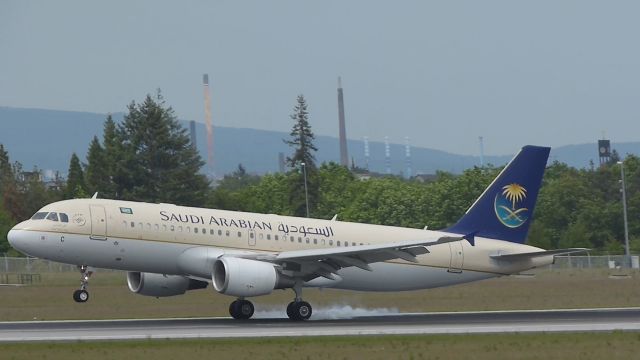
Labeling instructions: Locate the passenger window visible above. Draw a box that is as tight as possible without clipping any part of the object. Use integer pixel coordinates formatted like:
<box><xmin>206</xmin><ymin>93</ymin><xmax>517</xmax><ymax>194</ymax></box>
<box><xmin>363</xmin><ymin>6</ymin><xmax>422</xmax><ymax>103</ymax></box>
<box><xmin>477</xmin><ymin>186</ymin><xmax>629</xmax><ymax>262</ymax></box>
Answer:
<box><xmin>218</xmin><ymin>230</ymin><xmax>222</xmax><ymax>236</ymax></box>
<box><xmin>267</xmin><ymin>234</ymin><xmax>271</xmax><ymax>240</ymax></box>
<box><xmin>337</xmin><ymin>241</ymin><xmax>341</xmax><ymax>246</ymax></box>
<box><xmin>329</xmin><ymin>240</ymin><xmax>333</xmax><ymax>246</ymax></box>
<box><xmin>250</xmin><ymin>232</ymin><xmax>254</xmax><ymax>239</ymax></box>
<box><xmin>31</xmin><ymin>212</ymin><xmax>48</xmax><ymax>220</ymax></box>
<box><xmin>178</xmin><ymin>226</ymin><xmax>183</xmax><ymax>232</ymax></box>
<box><xmin>131</xmin><ymin>222</ymin><xmax>135</xmax><ymax>228</ymax></box>
<box><xmin>352</xmin><ymin>242</ymin><xmax>356</xmax><ymax>246</ymax></box>
<box><xmin>154</xmin><ymin>224</ymin><xmax>159</xmax><ymax>231</ymax></box>
<box><xmin>298</xmin><ymin>237</ymin><xmax>302</xmax><ymax>243</ymax></box>
<box><xmin>305</xmin><ymin>238</ymin><xmax>309</xmax><ymax>244</ymax></box>
<box><xmin>59</xmin><ymin>213</ymin><xmax>69</xmax><ymax>223</ymax></box>
<box><xmin>170</xmin><ymin>225</ymin><xmax>175</xmax><ymax>231</ymax></box>
<box><xmin>275</xmin><ymin>235</ymin><xmax>279</xmax><ymax>241</ymax></box>
<box><xmin>322</xmin><ymin>239</ymin><xmax>326</xmax><ymax>245</ymax></box>
<box><xmin>345</xmin><ymin>242</ymin><xmax>348</xmax><ymax>247</ymax></box>
<box><xmin>210</xmin><ymin>229</ymin><xmax>214</xmax><ymax>235</ymax></box>
<box><xmin>237</xmin><ymin>231</ymin><xmax>242</xmax><ymax>237</ymax></box>
<box><xmin>225</xmin><ymin>230</ymin><xmax>230</xmax><ymax>237</ymax></box>
<box><xmin>194</xmin><ymin>228</ymin><xmax>199</xmax><ymax>234</ymax></box>
<box><xmin>46</xmin><ymin>212</ymin><xmax>59</xmax><ymax>221</ymax></box>
<box><xmin>313</xmin><ymin>239</ymin><xmax>317</xmax><ymax>244</ymax></box>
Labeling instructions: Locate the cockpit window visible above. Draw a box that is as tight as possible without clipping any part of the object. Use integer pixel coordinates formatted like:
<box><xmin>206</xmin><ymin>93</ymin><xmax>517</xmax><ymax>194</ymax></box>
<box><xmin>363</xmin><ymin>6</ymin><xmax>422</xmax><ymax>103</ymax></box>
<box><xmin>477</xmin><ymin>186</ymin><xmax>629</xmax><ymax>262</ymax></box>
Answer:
<box><xmin>31</xmin><ymin>212</ymin><xmax>48</xmax><ymax>220</ymax></box>
<box><xmin>59</xmin><ymin>213</ymin><xmax>69</xmax><ymax>223</ymax></box>
<box><xmin>46</xmin><ymin>212</ymin><xmax>59</xmax><ymax>222</ymax></box>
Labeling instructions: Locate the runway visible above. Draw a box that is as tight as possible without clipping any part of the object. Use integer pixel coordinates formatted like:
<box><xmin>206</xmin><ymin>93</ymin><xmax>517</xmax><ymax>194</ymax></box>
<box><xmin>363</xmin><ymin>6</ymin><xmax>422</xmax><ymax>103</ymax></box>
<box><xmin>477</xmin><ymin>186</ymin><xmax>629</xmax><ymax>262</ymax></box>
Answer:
<box><xmin>1</xmin><ymin>307</ymin><xmax>639</xmax><ymax>342</ymax></box>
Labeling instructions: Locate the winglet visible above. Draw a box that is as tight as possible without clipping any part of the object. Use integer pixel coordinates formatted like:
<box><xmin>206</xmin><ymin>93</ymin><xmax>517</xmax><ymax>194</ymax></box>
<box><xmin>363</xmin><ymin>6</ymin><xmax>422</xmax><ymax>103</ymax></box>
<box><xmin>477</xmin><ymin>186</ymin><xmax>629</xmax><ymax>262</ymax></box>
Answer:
<box><xmin>91</xmin><ymin>192</ymin><xmax>98</xmax><ymax>199</ymax></box>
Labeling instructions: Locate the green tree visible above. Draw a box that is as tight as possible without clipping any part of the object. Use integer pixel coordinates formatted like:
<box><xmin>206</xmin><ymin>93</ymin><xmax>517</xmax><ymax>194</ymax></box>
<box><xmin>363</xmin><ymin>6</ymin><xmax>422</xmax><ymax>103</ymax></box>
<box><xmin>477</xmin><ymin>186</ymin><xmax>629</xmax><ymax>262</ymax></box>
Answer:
<box><xmin>116</xmin><ymin>91</ymin><xmax>209</xmax><ymax>205</ymax></box>
<box><xmin>0</xmin><ymin>144</ymin><xmax>24</xmax><ymax>220</ymax></box>
<box><xmin>84</xmin><ymin>136</ymin><xmax>107</xmax><ymax>195</ymax></box>
<box><xmin>0</xmin><ymin>198</ymin><xmax>15</xmax><ymax>254</ymax></box>
<box><xmin>64</xmin><ymin>153</ymin><xmax>86</xmax><ymax>199</ymax></box>
<box><xmin>284</xmin><ymin>95</ymin><xmax>319</xmax><ymax>217</ymax></box>
<box><xmin>284</xmin><ymin>95</ymin><xmax>317</xmax><ymax>169</ymax></box>
<box><xmin>101</xmin><ymin>114</ymin><xmax>120</xmax><ymax>198</ymax></box>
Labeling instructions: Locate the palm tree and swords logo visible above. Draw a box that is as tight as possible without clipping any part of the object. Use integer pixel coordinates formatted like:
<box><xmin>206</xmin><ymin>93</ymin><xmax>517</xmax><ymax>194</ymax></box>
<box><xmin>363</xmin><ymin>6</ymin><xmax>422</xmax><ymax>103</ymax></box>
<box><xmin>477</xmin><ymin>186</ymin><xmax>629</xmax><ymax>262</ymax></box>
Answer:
<box><xmin>494</xmin><ymin>183</ymin><xmax>528</xmax><ymax>228</ymax></box>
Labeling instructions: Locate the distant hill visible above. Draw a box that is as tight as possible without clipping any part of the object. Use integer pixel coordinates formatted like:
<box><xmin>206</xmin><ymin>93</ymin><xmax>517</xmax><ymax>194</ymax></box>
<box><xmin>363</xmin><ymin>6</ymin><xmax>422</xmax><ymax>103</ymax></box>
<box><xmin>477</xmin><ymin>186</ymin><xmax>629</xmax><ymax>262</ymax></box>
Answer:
<box><xmin>1</xmin><ymin>107</ymin><xmax>638</xmax><ymax>177</ymax></box>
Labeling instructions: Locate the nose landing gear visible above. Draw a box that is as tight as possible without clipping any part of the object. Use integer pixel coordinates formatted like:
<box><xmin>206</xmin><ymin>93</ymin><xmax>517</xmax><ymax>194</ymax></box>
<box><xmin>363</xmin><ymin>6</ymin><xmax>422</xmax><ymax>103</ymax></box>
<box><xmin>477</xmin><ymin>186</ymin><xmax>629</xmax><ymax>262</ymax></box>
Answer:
<box><xmin>73</xmin><ymin>265</ymin><xmax>93</xmax><ymax>303</ymax></box>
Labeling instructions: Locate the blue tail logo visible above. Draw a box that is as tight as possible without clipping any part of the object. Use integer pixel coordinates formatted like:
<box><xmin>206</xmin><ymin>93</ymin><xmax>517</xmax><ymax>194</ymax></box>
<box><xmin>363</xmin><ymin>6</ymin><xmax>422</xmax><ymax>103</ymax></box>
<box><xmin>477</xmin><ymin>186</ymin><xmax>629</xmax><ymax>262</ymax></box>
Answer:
<box><xmin>495</xmin><ymin>183</ymin><xmax>528</xmax><ymax>228</ymax></box>
<box><xmin>445</xmin><ymin>145</ymin><xmax>550</xmax><ymax>244</ymax></box>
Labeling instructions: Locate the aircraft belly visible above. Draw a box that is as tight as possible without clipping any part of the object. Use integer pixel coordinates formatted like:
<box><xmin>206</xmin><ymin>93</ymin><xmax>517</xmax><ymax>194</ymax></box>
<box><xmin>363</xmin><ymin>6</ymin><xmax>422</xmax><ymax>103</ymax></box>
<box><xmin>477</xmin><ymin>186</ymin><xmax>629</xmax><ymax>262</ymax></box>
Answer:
<box><xmin>331</xmin><ymin>262</ymin><xmax>495</xmax><ymax>291</ymax></box>
<box><xmin>50</xmin><ymin>233</ymin><xmax>188</xmax><ymax>274</ymax></box>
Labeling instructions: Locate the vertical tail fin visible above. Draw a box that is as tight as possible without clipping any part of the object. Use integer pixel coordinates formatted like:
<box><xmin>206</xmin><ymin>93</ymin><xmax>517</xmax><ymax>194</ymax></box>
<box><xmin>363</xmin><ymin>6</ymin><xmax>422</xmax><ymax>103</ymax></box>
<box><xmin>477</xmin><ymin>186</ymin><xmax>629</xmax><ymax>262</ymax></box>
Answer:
<box><xmin>445</xmin><ymin>145</ymin><xmax>550</xmax><ymax>244</ymax></box>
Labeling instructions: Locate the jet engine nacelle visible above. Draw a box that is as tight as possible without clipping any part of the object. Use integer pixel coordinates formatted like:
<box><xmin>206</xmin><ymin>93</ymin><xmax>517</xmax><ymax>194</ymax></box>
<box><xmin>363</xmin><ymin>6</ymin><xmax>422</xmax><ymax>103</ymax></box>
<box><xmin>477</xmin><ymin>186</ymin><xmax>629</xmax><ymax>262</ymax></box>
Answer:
<box><xmin>127</xmin><ymin>272</ymin><xmax>207</xmax><ymax>297</ymax></box>
<box><xmin>212</xmin><ymin>257</ymin><xmax>293</xmax><ymax>297</ymax></box>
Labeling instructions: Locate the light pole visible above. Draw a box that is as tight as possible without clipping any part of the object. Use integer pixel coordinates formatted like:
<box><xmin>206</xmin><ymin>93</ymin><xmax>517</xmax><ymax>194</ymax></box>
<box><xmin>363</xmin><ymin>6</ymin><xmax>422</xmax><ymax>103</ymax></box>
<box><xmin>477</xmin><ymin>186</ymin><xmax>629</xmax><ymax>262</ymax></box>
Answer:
<box><xmin>301</xmin><ymin>162</ymin><xmax>309</xmax><ymax>218</ymax></box>
<box><xmin>617</xmin><ymin>161</ymin><xmax>630</xmax><ymax>262</ymax></box>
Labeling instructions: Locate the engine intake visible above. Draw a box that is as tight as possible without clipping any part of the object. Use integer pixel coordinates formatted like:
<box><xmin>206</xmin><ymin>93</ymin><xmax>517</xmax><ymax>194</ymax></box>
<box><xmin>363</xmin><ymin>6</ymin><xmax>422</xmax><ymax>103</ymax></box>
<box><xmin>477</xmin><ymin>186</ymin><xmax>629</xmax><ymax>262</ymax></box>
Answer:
<box><xmin>127</xmin><ymin>272</ymin><xmax>207</xmax><ymax>297</ymax></box>
<box><xmin>212</xmin><ymin>257</ymin><xmax>293</xmax><ymax>297</ymax></box>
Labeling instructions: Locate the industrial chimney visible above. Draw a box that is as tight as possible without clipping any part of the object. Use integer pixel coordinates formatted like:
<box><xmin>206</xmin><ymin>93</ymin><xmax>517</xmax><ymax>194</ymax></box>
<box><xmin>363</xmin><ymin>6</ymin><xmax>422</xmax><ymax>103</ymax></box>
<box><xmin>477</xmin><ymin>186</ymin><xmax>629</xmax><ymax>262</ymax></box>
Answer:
<box><xmin>203</xmin><ymin>74</ymin><xmax>214</xmax><ymax>176</ymax></box>
<box><xmin>337</xmin><ymin>77</ymin><xmax>349</xmax><ymax>167</ymax></box>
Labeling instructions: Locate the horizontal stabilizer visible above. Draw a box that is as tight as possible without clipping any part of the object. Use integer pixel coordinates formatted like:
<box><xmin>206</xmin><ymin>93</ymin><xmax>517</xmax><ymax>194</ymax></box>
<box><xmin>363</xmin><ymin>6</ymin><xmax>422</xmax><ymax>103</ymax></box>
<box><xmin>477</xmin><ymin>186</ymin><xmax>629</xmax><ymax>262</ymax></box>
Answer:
<box><xmin>490</xmin><ymin>248</ymin><xmax>589</xmax><ymax>261</ymax></box>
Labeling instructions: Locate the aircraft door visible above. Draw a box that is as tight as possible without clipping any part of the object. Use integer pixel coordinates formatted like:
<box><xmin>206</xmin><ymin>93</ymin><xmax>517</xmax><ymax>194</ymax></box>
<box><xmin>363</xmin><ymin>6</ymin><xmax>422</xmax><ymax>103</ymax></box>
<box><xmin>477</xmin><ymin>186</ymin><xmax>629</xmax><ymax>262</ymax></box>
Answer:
<box><xmin>248</xmin><ymin>229</ymin><xmax>256</xmax><ymax>246</ymax></box>
<box><xmin>448</xmin><ymin>241</ymin><xmax>463</xmax><ymax>273</ymax></box>
<box><xmin>89</xmin><ymin>205</ymin><xmax>107</xmax><ymax>240</ymax></box>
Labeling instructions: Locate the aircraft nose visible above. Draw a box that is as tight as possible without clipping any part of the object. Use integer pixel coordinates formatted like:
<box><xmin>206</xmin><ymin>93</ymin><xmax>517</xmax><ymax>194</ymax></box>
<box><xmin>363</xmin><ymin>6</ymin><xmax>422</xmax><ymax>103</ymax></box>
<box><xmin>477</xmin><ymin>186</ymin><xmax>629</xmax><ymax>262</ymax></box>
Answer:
<box><xmin>7</xmin><ymin>227</ymin><xmax>26</xmax><ymax>251</ymax></box>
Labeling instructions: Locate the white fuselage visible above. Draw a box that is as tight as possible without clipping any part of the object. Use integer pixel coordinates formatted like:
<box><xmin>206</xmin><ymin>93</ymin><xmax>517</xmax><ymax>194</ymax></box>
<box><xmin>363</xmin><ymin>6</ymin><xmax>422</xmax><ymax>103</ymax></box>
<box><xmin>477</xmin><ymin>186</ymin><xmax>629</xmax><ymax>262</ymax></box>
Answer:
<box><xmin>8</xmin><ymin>198</ymin><xmax>552</xmax><ymax>292</ymax></box>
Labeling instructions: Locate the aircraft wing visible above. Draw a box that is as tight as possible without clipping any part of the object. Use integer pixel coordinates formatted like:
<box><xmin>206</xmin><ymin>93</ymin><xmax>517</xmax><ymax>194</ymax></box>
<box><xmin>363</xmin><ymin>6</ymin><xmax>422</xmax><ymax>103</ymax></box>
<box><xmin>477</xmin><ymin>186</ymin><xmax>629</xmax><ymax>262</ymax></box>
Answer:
<box><xmin>251</xmin><ymin>235</ymin><xmax>467</xmax><ymax>281</ymax></box>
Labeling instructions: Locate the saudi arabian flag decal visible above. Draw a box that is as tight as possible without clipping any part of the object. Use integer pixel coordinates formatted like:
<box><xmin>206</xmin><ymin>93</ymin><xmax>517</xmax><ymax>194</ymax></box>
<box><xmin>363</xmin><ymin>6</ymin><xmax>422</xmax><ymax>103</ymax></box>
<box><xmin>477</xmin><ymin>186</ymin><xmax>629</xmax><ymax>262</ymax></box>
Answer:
<box><xmin>494</xmin><ymin>183</ymin><xmax>528</xmax><ymax>228</ymax></box>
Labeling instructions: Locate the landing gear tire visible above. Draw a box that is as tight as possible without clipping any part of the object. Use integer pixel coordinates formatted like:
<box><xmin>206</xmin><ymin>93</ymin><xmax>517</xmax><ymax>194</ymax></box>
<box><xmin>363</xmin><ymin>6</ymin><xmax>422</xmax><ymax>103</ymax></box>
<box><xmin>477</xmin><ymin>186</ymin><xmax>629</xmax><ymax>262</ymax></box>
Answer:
<box><xmin>229</xmin><ymin>299</ymin><xmax>254</xmax><ymax>320</ymax></box>
<box><xmin>287</xmin><ymin>301</ymin><xmax>312</xmax><ymax>321</ymax></box>
<box><xmin>73</xmin><ymin>289</ymin><xmax>89</xmax><ymax>303</ymax></box>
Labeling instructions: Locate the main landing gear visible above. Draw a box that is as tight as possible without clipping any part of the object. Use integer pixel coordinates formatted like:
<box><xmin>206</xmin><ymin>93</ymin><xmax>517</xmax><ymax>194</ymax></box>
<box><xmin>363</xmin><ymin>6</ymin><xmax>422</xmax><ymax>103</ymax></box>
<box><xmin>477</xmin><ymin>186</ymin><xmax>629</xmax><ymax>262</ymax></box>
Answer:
<box><xmin>227</xmin><ymin>284</ymin><xmax>313</xmax><ymax>321</ymax></box>
<box><xmin>229</xmin><ymin>299</ymin><xmax>255</xmax><ymax>320</ymax></box>
<box><xmin>72</xmin><ymin>265</ymin><xmax>92</xmax><ymax>303</ymax></box>
<box><xmin>286</xmin><ymin>282</ymin><xmax>312</xmax><ymax>321</ymax></box>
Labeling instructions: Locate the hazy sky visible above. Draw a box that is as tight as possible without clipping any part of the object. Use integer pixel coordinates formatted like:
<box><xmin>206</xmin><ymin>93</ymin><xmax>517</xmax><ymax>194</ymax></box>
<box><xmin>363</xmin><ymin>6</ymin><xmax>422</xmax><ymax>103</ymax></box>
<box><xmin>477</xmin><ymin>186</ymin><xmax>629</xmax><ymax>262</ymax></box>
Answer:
<box><xmin>2</xmin><ymin>1</ymin><xmax>639</xmax><ymax>155</ymax></box>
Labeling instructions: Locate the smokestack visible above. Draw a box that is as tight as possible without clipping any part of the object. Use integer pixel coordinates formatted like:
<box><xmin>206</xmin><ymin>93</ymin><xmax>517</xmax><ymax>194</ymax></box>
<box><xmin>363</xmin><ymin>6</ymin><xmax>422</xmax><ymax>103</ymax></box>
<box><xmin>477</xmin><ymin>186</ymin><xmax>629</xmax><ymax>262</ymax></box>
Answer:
<box><xmin>363</xmin><ymin>136</ymin><xmax>370</xmax><ymax>170</ymax></box>
<box><xmin>405</xmin><ymin>136</ymin><xmax>412</xmax><ymax>179</ymax></box>
<box><xmin>384</xmin><ymin>136</ymin><xmax>391</xmax><ymax>175</ymax></box>
<box><xmin>203</xmin><ymin>74</ymin><xmax>214</xmax><ymax>176</ymax></box>
<box><xmin>337</xmin><ymin>77</ymin><xmax>349</xmax><ymax>166</ymax></box>
<box><xmin>189</xmin><ymin>120</ymin><xmax>197</xmax><ymax>149</ymax></box>
<box><xmin>278</xmin><ymin>152</ymin><xmax>285</xmax><ymax>173</ymax></box>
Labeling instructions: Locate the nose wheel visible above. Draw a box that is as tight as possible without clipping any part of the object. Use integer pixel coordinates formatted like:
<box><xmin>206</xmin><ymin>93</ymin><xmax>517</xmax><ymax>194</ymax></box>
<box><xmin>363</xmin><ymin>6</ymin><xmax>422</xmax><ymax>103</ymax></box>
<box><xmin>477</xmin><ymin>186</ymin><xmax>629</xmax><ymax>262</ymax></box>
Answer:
<box><xmin>73</xmin><ymin>265</ymin><xmax>93</xmax><ymax>303</ymax></box>
<box><xmin>229</xmin><ymin>299</ymin><xmax>254</xmax><ymax>319</ymax></box>
<box><xmin>73</xmin><ymin>289</ymin><xmax>89</xmax><ymax>302</ymax></box>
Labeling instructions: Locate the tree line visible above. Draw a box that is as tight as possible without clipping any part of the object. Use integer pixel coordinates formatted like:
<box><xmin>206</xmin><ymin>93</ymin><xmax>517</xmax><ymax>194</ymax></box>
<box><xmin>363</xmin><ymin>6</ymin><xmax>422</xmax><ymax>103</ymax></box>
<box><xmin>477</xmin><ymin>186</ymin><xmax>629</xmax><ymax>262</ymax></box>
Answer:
<box><xmin>1</xmin><ymin>92</ymin><xmax>638</xmax><ymax>255</ymax></box>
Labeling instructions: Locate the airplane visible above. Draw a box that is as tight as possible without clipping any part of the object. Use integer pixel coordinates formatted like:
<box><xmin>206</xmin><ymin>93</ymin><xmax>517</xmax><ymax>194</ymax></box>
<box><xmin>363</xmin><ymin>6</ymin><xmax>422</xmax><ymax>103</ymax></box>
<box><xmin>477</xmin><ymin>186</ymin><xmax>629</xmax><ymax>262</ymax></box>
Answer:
<box><xmin>7</xmin><ymin>145</ymin><xmax>586</xmax><ymax>321</ymax></box>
